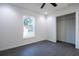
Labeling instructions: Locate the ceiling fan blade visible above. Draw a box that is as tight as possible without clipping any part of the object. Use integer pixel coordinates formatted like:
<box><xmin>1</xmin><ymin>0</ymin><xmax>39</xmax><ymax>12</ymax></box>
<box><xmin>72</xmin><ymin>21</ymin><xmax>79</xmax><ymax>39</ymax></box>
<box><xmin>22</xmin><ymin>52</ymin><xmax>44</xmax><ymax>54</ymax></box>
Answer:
<box><xmin>50</xmin><ymin>3</ymin><xmax>57</xmax><ymax>7</ymax></box>
<box><xmin>41</xmin><ymin>3</ymin><xmax>46</xmax><ymax>8</ymax></box>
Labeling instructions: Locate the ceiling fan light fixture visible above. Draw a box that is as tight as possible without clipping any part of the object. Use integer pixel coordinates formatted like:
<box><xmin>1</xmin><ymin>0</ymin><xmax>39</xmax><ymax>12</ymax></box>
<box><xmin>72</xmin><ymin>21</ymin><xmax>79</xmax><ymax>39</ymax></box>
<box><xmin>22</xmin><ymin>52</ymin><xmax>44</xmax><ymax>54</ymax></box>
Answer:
<box><xmin>44</xmin><ymin>11</ymin><xmax>48</xmax><ymax>15</ymax></box>
<box><xmin>50</xmin><ymin>3</ymin><xmax>57</xmax><ymax>7</ymax></box>
<box><xmin>40</xmin><ymin>3</ymin><xmax>58</xmax><ymax>9</ymax></box>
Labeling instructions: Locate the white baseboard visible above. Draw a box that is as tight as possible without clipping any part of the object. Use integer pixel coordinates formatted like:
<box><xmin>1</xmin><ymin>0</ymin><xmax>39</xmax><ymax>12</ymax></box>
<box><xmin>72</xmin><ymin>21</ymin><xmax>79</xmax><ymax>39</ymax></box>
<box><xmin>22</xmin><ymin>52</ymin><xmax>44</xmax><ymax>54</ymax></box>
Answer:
<box><xmin>0</xmin><ymin>38</ymin><xmax>46</xmax><ymax>51</ymax></box>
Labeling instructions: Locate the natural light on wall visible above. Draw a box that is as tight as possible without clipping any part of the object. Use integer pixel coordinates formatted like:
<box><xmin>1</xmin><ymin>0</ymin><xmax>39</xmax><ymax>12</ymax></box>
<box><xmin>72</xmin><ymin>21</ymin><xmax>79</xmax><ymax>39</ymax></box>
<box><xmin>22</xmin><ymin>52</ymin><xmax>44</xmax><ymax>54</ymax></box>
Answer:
<box><xmin>23</xmin><ymin>16</ymin><xmax>35</xmax><ymax>39</ymax></box>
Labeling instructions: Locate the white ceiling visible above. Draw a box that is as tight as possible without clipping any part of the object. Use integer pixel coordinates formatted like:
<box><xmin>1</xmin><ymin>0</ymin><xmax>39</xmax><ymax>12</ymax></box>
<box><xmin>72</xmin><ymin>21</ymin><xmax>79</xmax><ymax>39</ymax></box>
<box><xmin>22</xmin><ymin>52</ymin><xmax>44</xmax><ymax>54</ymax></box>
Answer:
<box><xmin>11</xmin><ymin>3</ymin><xmax>71</xmax><ymax>15</ymax></box>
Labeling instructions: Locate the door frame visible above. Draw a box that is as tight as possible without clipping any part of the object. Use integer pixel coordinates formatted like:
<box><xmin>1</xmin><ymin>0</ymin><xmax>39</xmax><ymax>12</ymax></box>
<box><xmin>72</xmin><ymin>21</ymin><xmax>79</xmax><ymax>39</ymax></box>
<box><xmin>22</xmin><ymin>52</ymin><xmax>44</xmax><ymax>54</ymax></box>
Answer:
<box><xmin>56</xmin><ymin>12</ymin><xmax>76</xmax><ymax>46</ymax></box>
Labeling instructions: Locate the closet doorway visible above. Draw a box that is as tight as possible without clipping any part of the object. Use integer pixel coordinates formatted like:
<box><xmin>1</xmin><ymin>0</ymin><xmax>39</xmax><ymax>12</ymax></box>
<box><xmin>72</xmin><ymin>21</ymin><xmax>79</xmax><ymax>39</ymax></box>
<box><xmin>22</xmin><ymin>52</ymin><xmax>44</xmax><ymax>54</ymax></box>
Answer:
<box><xmin>56</xmin><ymin>13</ymin><xmax>75</xmax><ymax>45</ymax></box>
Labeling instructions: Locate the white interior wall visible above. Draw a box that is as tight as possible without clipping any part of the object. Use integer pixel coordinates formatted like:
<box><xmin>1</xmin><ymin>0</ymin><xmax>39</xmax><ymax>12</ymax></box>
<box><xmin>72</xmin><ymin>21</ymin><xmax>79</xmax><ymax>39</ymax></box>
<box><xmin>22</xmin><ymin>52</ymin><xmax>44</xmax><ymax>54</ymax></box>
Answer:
<box><xmin>36</xmin><ymin>15</ymin><xmax>48</xmax><ymax>40</ymax></box>
<box><xmin>48</xmin><ymin>4</ymin><xmax>79</xmax><ymax>49</ymax></box>
<box><xmin>0</xmin><ymin>4</ymin><xmax>47</xmax><ymax>51</ymax></box>
<box><xmin>47</xmin><ymin>16</ymin><xmax>56</xmax><ymax>42</ymax></box>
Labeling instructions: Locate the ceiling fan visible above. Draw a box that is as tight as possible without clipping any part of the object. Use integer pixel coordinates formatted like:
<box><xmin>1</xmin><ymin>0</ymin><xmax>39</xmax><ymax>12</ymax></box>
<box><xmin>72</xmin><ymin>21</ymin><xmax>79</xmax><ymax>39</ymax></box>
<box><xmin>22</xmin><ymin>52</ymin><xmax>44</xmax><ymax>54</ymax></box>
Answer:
<box><xmin>40</xmin><ymin>3</ymin><xmax>57</xmax><ymax>9</ymax></box>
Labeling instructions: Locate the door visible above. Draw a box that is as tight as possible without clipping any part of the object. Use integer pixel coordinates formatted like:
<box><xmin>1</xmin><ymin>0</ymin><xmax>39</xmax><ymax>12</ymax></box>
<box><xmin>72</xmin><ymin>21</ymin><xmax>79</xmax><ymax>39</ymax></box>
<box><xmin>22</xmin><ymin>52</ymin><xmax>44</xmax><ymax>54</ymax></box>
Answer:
<box><xmin>57</xmin><ymin>13</ymin><xmax>75</xmax><ymax>44</ymax></box>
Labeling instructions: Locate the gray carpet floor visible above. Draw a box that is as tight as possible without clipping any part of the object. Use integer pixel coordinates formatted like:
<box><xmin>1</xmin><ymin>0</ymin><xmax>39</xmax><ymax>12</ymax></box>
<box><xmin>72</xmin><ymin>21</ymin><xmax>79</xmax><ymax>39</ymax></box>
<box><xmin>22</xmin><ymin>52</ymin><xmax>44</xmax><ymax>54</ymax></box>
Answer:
<box><xmin>0</xmin><ymin>40</ymin><xmax>79</xmax><ymax>56</ymax></box>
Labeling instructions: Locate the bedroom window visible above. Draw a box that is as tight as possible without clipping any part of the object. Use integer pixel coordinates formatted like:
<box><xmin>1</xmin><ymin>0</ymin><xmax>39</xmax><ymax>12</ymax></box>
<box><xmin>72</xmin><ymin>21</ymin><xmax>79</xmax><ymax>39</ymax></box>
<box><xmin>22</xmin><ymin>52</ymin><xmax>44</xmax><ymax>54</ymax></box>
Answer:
<box><xmin>23</xmin><ymin>16</ymin><xmax>35</xmax><ymax>38</ymax></box>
